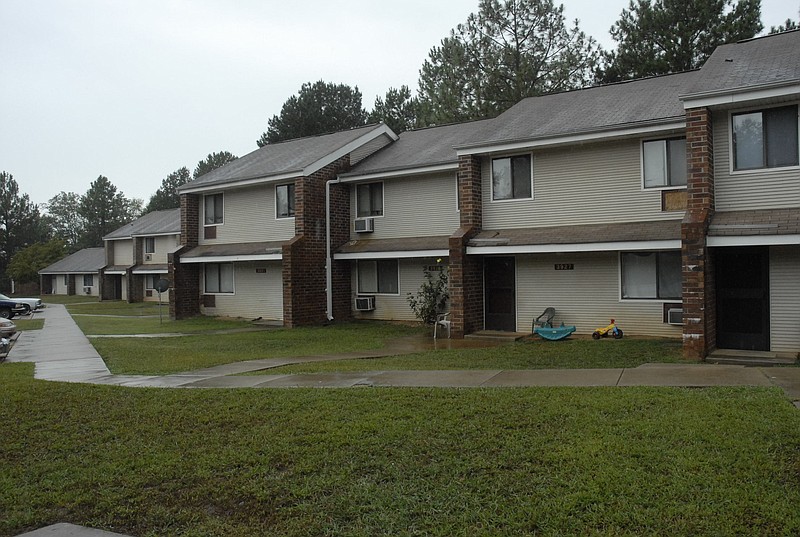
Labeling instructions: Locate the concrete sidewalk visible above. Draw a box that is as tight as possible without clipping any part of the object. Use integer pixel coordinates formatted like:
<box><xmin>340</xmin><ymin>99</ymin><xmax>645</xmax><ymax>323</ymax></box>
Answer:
<box><xmin>6</xmin><ymin>304</ymin><xmax>800</xmax><ymax>410</ymax></box>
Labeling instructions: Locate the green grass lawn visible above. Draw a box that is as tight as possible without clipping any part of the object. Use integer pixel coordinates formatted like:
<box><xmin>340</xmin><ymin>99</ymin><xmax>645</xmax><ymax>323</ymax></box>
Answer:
<box><xmin>12</xmin><ymin>318</ymin><xmax>44</xmax><ymax>331</ymax></box>
<box><xmin>2</xmin><ymin>362</ymin><xmax>799</xmax><ymax>537</ymax></box>
<box><xmin>73</xmin><ymin>314</ymin><xmax>258</xmax><ymax>335</ymax></box>
<box><xmin>67</xmin><ymin>300</ymin><xmax>164</xmax><ymax>316</ymax></box>
<box><xmin>91</xmin><ymin>322</ymin><xmax>425</xmax><ymax>375</ymax></box>
<box><xmin>258</xmin><ymin>337</ymin><xmax>689</xmax><ymax>374</ymax></box>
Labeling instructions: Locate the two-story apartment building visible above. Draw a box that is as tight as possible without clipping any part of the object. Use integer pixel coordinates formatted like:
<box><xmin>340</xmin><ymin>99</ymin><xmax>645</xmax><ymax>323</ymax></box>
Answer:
<box><xmin>169</xmin><ymin>30</ymin><xmax>799</xmax><ymax>361</ymax></box>
<box><xmin>170</xmin><ymin>123</ymin><xmax>397</xmax><ymax>325</ymax></box>
<box><xmin>678</xmin><ymin>31</ymin><xmax>800</xmax><ymax>359</ymax></box>
<box><xmin>102</xmin><ymin>208</ymin><xmax>181</xmax><ymax>302</ymax></box>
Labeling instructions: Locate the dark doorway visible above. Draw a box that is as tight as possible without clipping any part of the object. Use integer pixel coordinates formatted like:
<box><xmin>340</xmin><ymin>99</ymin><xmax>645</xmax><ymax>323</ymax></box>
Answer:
<box><xmin>484</xmin><ymin>257</ymin><xmax>516</xmax><ymax>331</ymax></box>
<box><xmin>114</xmin><ymin>275</ymin><xmax>123</xmax><ymax>300</ymax></box>
<box><xmin>715</xmin><ymin>247</ymin><xmax>769</xmax><ymax>351</ymax></box>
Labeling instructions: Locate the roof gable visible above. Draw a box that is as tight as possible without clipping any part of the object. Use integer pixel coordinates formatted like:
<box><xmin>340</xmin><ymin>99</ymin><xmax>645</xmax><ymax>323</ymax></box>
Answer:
<box><xmin>179</xmin><ymin>124</ymin><xmax>397</xmax><ymax>193</ymax></box>
<box><xmin>103</xmin><ymin>208</ymin><xmax>180</xmax><ymax>240</ymax></box>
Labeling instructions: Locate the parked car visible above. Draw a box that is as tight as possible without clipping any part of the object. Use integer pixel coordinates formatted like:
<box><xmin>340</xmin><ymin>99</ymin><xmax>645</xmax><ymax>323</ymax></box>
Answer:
<box><xmin>0</xmin><ymin>299</ymin><xmax>27</xmax><ymax>319</ymax></box>
<box><xmin>0</xmin><ymin>293</ymin><xmax>42</xmax><ymax>313</ymax></box>
<box><xmin>0</xmin><ymin>318</ymin><xmax>17</xmax><ymax>337</ymax></box>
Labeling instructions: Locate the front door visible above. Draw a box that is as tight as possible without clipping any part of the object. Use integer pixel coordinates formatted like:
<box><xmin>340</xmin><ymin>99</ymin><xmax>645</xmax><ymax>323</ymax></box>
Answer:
<box><xmin>715</xmin><ymin>247</ymin><xmax>769</xmax><ymax>351</ymax></box>
<box><xmin>114</xmin><ymin>275</ymin><xmax>123</xmax><ymax>300</ymax></box>
<box><xmin>484</xmin><ymin>257</ymin><xmax>516</xmax><ymax>331</ymax></box>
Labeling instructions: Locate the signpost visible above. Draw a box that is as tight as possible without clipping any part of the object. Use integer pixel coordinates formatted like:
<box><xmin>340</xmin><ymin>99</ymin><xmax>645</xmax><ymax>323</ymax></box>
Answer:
<box><xmin>155</xmin><ymin>278</ymin><xmax>170</xmax><ymax>324</ymax></box>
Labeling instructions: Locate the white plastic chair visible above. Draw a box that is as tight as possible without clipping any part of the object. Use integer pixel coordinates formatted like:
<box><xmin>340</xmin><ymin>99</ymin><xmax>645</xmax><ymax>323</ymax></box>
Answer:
<box><xmin>433</xmin><ymin>312</ymin><xmax>451</xmax><ymax>339</ymax></box>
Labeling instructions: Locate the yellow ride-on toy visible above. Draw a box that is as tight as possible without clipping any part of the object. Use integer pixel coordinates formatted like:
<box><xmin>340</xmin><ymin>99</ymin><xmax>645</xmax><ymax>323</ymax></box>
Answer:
<box><xmin>592</xmin><ymin>319</ymin><xmax>623</xmax><ymax>339</ymax></box>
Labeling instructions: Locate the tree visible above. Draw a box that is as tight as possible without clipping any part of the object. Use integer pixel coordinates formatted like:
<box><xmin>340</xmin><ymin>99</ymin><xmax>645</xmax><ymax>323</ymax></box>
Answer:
<box><xmin>145</xmin><ymin>167</ymin><xmax>192</xmax><ymax>213</ymax></box>
<box><xmin>193</xmin><ymin>151</ymin><xmax>238</xmax><ymax>179</ymax></box>
<box><xmin>44</xmin><ymin>191</ymin><xmax>85</xmax><ymax>251</ymax></box>
<box><xmin>78</xmin><ymin>176</ymin><xmax>141</xmax><ymax>248</ymax></box>
<box><xmin>7</xmin><ymin>239</ymin><xmax>66</xmax><ymax>285</ymax></box>
<box><xmin>257</xmin><ymin>81</ymin><xmax>368</xmax><ymax>146</ymax></box>
<box><xmin>770</xmin><ymin>8</ymin><xmax>798</xmax><ymax>33</ymax></box>
<box><xmin>417</xmin><ymin>0</ymin><xmax>600</xmax><ymax>125</ymax></box>
<box><xmin>599</xmin><ymin>0</ymin><xmax>763</xmax><ymax>83</ymax></box>
<box><xmin>0</xmin><ymin>172</ymin><xmax>49</xmax><ymax>289</ymax></box>
<box><xmin>368</xmin><ymin>86</ymin><xmax>420</xmax><ymax>134</ymax></box>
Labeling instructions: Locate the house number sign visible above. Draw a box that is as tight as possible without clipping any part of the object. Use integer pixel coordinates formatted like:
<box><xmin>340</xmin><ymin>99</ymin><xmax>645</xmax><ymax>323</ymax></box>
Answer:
<box><xmin>255</xmin><ymin>268</ymin><xmax>267</xmax><ymax>274</ymax></box>
<box><xmin>554</xmin><ymin>263</ymin><xmax>574</xmax><ymax>271</ymax></box>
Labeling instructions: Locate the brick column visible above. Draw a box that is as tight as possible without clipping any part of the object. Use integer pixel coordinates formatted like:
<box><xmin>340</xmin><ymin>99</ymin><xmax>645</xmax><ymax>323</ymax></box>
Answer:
<box><xmin>449</xmin><ymin>155</ymin><xmax>484</xmax><ymax>338</ymax></box>
<box><xmin>170</xmin><ymin>194</ymin><xmax>201</xmax><ymax>319</ymax></box>
<box><xmin>283</xmin><ymin>156</ymin><xmax>350</xmax><ymax>327</ymax></box>
<box><xmin>682</xmin><ymin>107</ymin><xmax>715</xmax><ymax>360</ymax></box>
<box><xmin>329</xmin><ymin>179</ymin><xmax>353</xmax><ymax>321</ymax></box>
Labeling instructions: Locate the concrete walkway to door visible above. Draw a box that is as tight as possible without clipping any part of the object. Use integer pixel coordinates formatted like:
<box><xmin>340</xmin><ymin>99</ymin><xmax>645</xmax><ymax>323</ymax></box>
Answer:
<box><xmin>6</xmin><ymin>304</ymin><xmax>800</xmax><ymax>409</ymax></box>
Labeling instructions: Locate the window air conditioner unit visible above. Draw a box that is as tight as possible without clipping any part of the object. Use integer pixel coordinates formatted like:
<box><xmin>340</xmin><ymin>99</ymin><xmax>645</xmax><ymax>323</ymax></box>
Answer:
<box><xmin>354</xmin><ymin>217</ymin><xmax>374</xmax><ymax>233</ymax></box>
<box><xmin>83</xmin><ymin>286</ymin><xmax>92</xmax><ymax>294</ymax></box>
<box><xmin>145</xmin><ymin>254</ymin><xmax>152</xmax><ymax>261</ymax></box>
<box><xmin>354</xmin><ymin>295</ymin><xmax>375</xmax><ymax>311</ymax></box>
<box><xmin>667</xmin><ymin>308</ymin><xmax>683</xmax><ymax>325</ymax></box>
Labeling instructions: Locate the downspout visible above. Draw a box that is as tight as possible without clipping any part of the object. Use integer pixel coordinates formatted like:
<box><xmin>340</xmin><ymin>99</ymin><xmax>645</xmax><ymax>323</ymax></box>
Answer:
<box><xmin>325</xmin><ymin>176</ymin><xmax>341</xmax><ymax>321</ymax></box>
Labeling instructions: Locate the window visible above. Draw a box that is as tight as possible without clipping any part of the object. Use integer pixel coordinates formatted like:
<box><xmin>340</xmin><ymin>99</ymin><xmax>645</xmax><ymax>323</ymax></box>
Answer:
<box><xmin>83</xmin><ymin>274</ymin><xmax>94</xmax><ymax>287</ymax></box>
<box><xmin>643</xmin><ymin>138</ymin><xmax>687</xmax><ymax>188</ymax></box>
<box><xmin>276</xmin><ymin>183</ymin><xmax>295</xmax><ymax>218</ymax></box>
<box><xmin>63</xmin><ymin>275</ymin><xmax>68</xmax><ymax>286</ymax></box>
<box><xmin>357</xmin><ymin>259</ymin><xmax>399</xmax><ymax>294</ymax></box>
<box><xmin>621</xmin><ymin>251</ymin><xmax>681</xmax><ymax>300</ymax></box>
<box><xmin>204</xmin><ymin>263</ymin><xmax>234</xmax><ymax>294</ymax></box>
<box><xmin>204</xmin><ymin>193</ymin><xmax>224</xmax><ymax>225</ymax></box>
<box><xmin>145</xmin><ymin>275</ymin><xmax>158</xmax><ymax>290</ymax></box>
<box><xmin>357</xmin><ymin>182</ymin><xmax>383</xmax><ymax>217</ymax></box>
<box><xmin>733</xmin><ymin>105</ymin><xmax>799</xmax><ymax>170</ymax></box>
<box><xmin>492</xmin><ymin>155</ymin><xmax>532</xmax><ymax>200</ymax></box>
<box><xmin>144</xmin><ymin>237</ymin><xmax>155</xmax><ymax>254</ymax></box>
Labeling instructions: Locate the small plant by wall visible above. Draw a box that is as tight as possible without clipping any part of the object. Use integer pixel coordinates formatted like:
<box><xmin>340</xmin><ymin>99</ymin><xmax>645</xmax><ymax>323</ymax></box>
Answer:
<box><xmin>407</xmin><ymin>261</ymin><xmax>449</xmax><ymax>324</ymax></box>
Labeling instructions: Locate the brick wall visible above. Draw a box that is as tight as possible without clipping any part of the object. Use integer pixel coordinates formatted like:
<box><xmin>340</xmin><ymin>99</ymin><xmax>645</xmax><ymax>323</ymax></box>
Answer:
<box><xmin>283</xmin><ymin>156</ymin><xmax>351</xmax><ymax>326</ymax></box>
<box><xmin>170</xmin><ymin>194</ymin><xmax>201</xmax><ymax>319</ymax></box>
<box><xmin>449</xmin><ymin>155</ymin><xmax>484</xmax><ymax>338</ymax></box>
<box><xmin>329</xmin><ymin>180</ymin><xmax>353</xmax><ymax>321</ymax></box>
<box><xmin>681</xmin><ymin>107</ymin><xmax>715</xmax><ymax>360</ymax></box>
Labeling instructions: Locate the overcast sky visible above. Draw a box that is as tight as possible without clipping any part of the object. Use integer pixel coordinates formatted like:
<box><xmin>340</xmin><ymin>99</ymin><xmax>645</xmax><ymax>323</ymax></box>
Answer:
<box><xmin>1</xmin><ymin>0</ymin><xmax>795</xmax><ymax>208</ymax></box>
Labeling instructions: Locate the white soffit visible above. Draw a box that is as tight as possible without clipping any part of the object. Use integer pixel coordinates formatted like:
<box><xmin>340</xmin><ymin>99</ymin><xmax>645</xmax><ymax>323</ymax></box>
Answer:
<box><xmin>707</xmin><ymin>234</ymin><xmax>800</xmax><ymax>247</ymax></box>
<box><xmin>334</xmin><ymin>250</ymin><xmax>449</xmax><ymax>260</ymax></box>
<box><xmin>467</xmin><ymin>240</ymin><xmax>681</xmax><ymax>255</ymax></box>
<box><xmin>180</xmin><ymin>254</ymin><xmax>282</xmax><ymax>263</ymax></box>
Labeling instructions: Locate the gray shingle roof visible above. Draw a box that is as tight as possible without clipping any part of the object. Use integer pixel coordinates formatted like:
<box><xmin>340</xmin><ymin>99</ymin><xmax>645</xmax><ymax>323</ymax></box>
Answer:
<box><xmin>469</xmin><ymin>220</ymin><xmax>682</xmax><ymax>247</ymax></box>
<box><xmin>709</xmin><ymin>208</ymin><xmax>800</xmax><ymax>236</ymax></box>
<box><xmin>179</xmin><ymin>124</ymin><xmax>391</xmax><ymax>192</ymax></box>
<box><xmin>103</xmin><ymin>208</ymin><xmax>180</xmax><ymax>240</ymax></box>
<box><xmin>39</xmin><ymin>248</ymin><xmax>106</xmax><ymax>274</ymax></box>
<box><xmin>181</xmin><ymin>241</ymin><xmax>285</xmax><ymax>259</ymax></box>
<box><xmin>682</xmin><ymin>30</ymin><xmax>800</xmax><ymax>98</ymax></box>
<box><xmin>337</xmin><ymin>236</ymin><xmax>451</xmax><ymax>254</ymax></box>
<box><xmin>343</xmin><ymin>120</ymin><xmax>494</xmax><ymax>177</ymax></box>
<box><xmin>458</xmin><ymin>71</ymin><xmax>697</xmax><ymax>150</ymax></box>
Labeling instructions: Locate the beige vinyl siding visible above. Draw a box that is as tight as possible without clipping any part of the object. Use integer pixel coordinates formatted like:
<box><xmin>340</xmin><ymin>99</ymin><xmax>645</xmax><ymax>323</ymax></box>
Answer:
<box><xmin>121</xmin><ymin>276</ymin><xmax>128</xmax><ymax>301</ymax></box>
<box><xmin>769</xmin><ymin>245</ymin><xmax>800</xmax><ymax>353</ymax></box>
<box><xmin>516</xmin><ymin>253</ymin><xmax>681</xmax><ymax>337</ymax></box>
<box><xmin>353</xmin><ymin>257</ymin><xmax>444</xmax><ymax>321</ymax></box>
<box><xmin>144</xmin><ymin>235</ymin><xmax>180</xmax><ymax>264</ymax></box>
<box><xmin>350</xmin><ymin>173</ymin><xmax>459</xmax><ymax>240</ymax></box>
<box><xmin>713</xmin><ymin>108</ymin><xmax>800</xmax><ymax>211</ymax></box>
<box><xmin>201</xmin><ymin>261</ymin><xmax>283</xmax><ymax>320</ymax></box>
<box><xmin>482</xmin><ymin>139</ymin><xmax>683</xmax><ymax>229</ymax></box>
<box><xmin>200</xmin><ymin>185</ymin><xmax>295</xmax><ymax>245</ymax></box>
<box><xmin>113</xmin><ymin>239</ymin><xmax>134</xmax><ymax>266</ymax></box>
<box><xmin>350</xmin><ymin>133</ymin><xmax>394</xmax><ymax>165</ymax></box>
<box><xmin>51</xmin><ymin>275</ymin><xmax>67</xmax><ymax>295</ymax></box>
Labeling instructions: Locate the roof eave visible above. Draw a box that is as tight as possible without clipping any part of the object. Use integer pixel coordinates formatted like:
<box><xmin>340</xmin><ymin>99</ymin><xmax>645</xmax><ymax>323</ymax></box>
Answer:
<box><xmin>455</xmin><ymin>118</ymin><xmax>686</xmax><ymax>156</ymax></box>
<box><xmin>680</xmin><ymin>80</ymin><xmax>800</xmax><ymax>109</ymax></box>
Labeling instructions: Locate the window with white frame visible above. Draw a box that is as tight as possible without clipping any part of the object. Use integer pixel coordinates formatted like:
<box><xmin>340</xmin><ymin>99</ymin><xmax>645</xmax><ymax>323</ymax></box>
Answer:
<box><xmin>357</xmin><ymin>259</ymin><xmax>399</xmax><ymax>294</ymax></box>
<box><xmin>204</xmin><ymin>193</ymin><xmax>224</xmax><ymax>225</ymax></box>
<box><xmin>83</xmin><ymin>274</ymin><xmax>94</xmax><ymax>287</ymax></box>
<box><xmin>733</xmin><ymin>105</ymin><xmax>799</xmax><ymax>170</ymax></box>
<box><xmin>643</xmin><ymin>138</ymin><xmax>687</xmax><ymax>188</ymax></box>
<box><xmin>356</xmin><ymin>182</ymin><xmax>383</xmax><ymax>217</ymax></box>
<box><xmin>276</xmin><ymin>183</ymin><xmax>295</xmax><ymax>218</ymax></box>
<box><xmin>621</xmin><ymin>251</ymin><xmax>681</xmax><ymax>300</ymax></box>
<box><xmin>145</xmin><ymin>275</ymin><xmax>158</xmax><ymax>289</ymax></box>
<box><xmin>204</xmin><ymin>263</ymin><xmax>234</xmax><ymax>294</ymax></box>
<box><xmin>492</xmin><ymin>155</ymin><xmax>532</xmax><ymax>200</ymax></box>
<box><xmin>144</xmin><ymin>237</ymin><xmax>155</xmax><ymax>254</ymax></box>
<box><xmin>63</xmin><ymin>275</ymin><xmax>68</xmax><ymax>286</ymax></box>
